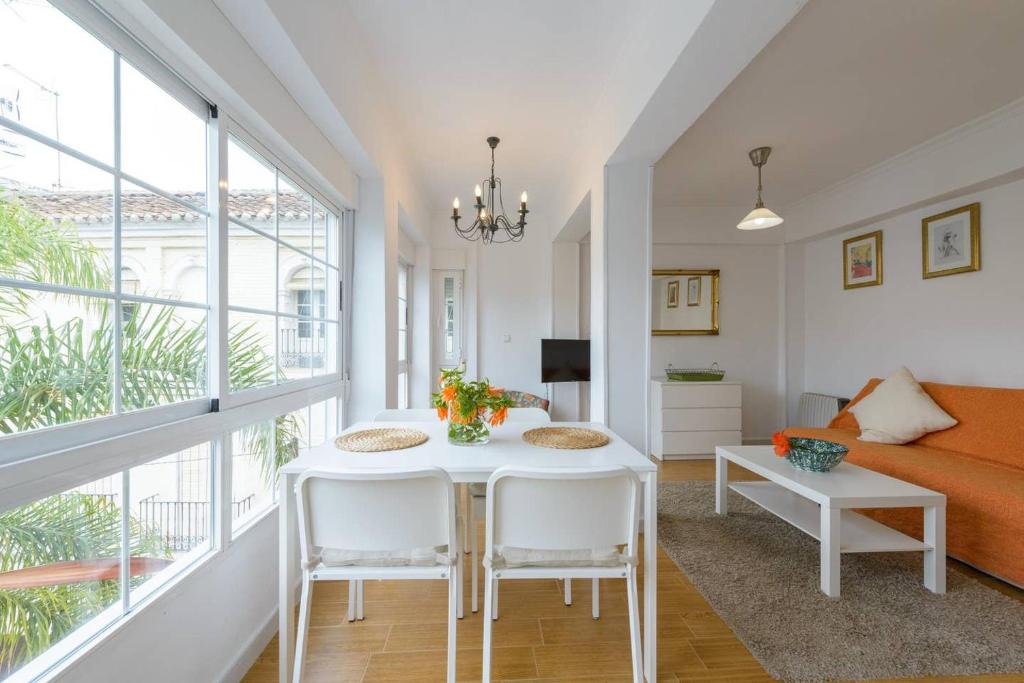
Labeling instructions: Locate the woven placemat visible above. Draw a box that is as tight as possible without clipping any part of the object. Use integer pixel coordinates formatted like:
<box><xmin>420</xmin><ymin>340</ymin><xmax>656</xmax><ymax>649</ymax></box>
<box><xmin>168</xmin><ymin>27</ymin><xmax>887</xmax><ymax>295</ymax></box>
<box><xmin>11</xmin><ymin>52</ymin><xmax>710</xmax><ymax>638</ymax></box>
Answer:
<box><xmin>522</xmin><ymin>427</ymin><xmax>610</xmax><ymax>450</ymax></box>
<box><xmin>335</xmin><ymin>428</ymin><xmax>428</xmax><ymax>452</ymax></box>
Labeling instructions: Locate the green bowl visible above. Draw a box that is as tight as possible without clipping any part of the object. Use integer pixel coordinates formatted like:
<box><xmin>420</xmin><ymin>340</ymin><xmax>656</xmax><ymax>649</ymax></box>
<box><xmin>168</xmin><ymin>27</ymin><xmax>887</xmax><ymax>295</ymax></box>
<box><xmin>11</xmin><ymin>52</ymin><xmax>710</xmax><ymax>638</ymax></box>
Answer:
<box><xmin>785</xmin><ymin>437</ymin><xmax>849</xmax><ymax>472</ymax></box>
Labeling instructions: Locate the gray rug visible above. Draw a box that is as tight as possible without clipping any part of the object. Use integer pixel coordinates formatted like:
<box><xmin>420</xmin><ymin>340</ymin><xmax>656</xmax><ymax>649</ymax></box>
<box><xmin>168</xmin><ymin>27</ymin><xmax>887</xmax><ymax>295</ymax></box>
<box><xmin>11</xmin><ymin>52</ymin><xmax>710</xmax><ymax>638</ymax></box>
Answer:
<box><xmin>657</xmin><ymin>481</ymin><xmax>1024</xmax><ymax>683</ymax></box>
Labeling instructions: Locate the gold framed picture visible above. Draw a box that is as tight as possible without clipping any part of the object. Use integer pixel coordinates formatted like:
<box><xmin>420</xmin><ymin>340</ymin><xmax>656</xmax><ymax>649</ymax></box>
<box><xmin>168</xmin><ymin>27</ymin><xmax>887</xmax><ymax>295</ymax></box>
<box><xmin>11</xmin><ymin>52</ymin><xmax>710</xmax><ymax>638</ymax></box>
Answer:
<box><xmin>843</xmin><ymin>230</ymin><xmax>883</xmax><ymax>289</ymax></box>
<box><xmin>922</xmin><ymin>202</ymin><xmax>980</xmax><ymax>278</ymax></box>
<box><xmin>666</xmin><ymin>280</ymin><xmax>680</xmax><ymax>308</ymax></box>
<box><xmin>686</xmin><ymin>276</ymin><xmax>701</xmax><ymax>306</ymax></box>
<box><xmin>652</xmin><ymin>269</ymin><xmax>720</xmax><ymax>336</ymax></box>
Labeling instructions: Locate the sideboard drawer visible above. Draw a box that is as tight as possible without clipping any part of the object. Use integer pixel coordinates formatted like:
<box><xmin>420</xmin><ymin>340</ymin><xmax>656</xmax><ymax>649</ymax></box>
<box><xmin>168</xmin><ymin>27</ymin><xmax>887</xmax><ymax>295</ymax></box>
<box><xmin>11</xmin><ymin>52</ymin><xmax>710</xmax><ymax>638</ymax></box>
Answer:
<box><xmin>660</xmin><ymin>383</ymin><xmax>741</xmax><ymax>409</ymax></box>
<box><xmin>663</xmin><ymin>431</ymin><xmax>743</xmax><ymax>456</ymax></box>
<box><xmin>661</xmin><ymin>407</ymin><xmax>742</xmax><ymax>431</ymax></box>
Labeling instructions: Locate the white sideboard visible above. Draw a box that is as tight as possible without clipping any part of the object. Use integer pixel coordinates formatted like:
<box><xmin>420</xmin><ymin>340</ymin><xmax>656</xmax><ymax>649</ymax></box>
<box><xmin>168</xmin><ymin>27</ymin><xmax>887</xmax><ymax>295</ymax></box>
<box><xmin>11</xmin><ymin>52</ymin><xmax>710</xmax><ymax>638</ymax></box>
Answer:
<box><xmin>650</xmin><ymin>378</ymin><xmax>742</xmax><ymax>460</ymax></box>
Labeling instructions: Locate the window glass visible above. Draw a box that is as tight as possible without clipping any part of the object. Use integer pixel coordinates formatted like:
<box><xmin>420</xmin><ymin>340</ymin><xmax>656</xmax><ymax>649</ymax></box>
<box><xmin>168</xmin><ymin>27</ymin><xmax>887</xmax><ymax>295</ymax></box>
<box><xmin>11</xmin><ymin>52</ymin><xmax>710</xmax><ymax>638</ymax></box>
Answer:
<box><xmin>231</xmin><ymin>420</ymin><xmax>275</xmax><ymax>532</ymax></box>
<box><xmin>0</xmin><ymin>4</ymin><xmax>212</xmax><ymax>439</ymax></box>
<box><xmin>277</xmin><ymin>173</ymin><xmax>311</xmax><ymax>251</ymax></box>
<box><xmin>1</xmin><ymin>129</ymin><xmax>114</xmax><ymax>292</ymax></box>
<box><xmin>121</xmin><ymin>303</ymin><xmax>207</xmax><ymax>412</ymax></box>
<box><xmin>120</xmin><ymin>181</ymin><xmax>207</xmax><ymax>305</ymax></box>
<box><xmin>119</xmin><ymin>61</ymin><xmax>205</xmax><ymax>191</ymax></box>
<box><xmin>231</xmin><ymin>408</ymin><xmax>307</xmax><ymax>536</ymax></box>
<box><xmin>227</xmin><ymin>135</ymin><xmax>340</xmax><ymax>392</ymax></box>
<box><xmin>311</xmin><ymin>200</ymin><xmax>337</xmax><ymax>266</ymax></box>
<box><xmin>227</xmin><ymin>138</ymin><xmax>276</xmax><ymax>229</ymax></box>
<box><xmin>228</xmin><ymin>310</ymin><xmax>276</xmax><ymax>393</ymax></box>
<box><xmin>0</xmin><ymin>287</ymin><xmax>113</xmax><ymax>433</ymax></box>
<box><xmin>0</xmin><ymin>1</ymin><xmax>115</xmax><ymax>163</ymax></box>
<box><xmin>128</xmin><ymin>445</ymin><xmax>211</xmax><ymax>605</ymax></box>
<box><xmin>228</xmin><ymin>226</ymin><xmax>277</xmax><ymax>311</ymax></box>
<box><xmin>0</xmin><ymin>475</ymin><xmax>123</xmax><ymax>679</ymax></box>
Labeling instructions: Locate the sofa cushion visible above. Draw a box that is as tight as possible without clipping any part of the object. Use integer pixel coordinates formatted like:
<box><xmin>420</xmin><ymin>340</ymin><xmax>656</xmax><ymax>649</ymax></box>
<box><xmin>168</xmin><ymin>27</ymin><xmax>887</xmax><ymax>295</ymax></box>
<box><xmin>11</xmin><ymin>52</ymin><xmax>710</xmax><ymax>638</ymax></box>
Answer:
<box><xmin>829</xmin><ymin>379</ymin><xmax>1024</xmax><ymax>470</ymax></box>
<box><xmin>786</xmin><ymin>426</ymin><xmax>1024</xmax><ymax>586</ymax></box>
<box><xmin>848</xmin><ymin>367</ymin><xmax>956</xmax><ymax>444</ymax></box>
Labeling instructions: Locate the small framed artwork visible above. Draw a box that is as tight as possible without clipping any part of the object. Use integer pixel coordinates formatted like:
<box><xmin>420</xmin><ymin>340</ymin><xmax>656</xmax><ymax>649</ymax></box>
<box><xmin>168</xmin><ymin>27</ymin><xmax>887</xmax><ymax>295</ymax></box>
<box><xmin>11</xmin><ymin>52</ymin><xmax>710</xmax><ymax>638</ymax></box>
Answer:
<box><xmin>922</xmin><ymin>202</ymin><xmax>980</xmax><ymax>279</ymax></box>
<box><xmin>666</xmin><ymin>280</ymin><xmax>680</xmax><ymax>308</ymax></box>
<box><xmin>686</xmin><ymin>276</ymin><xmax>701</xmax><ymax>306</ymax></box>
<box><xmin>843</xmin><ymin>230</ymin><xmax>883</xmax><ymax>289</ymax></box>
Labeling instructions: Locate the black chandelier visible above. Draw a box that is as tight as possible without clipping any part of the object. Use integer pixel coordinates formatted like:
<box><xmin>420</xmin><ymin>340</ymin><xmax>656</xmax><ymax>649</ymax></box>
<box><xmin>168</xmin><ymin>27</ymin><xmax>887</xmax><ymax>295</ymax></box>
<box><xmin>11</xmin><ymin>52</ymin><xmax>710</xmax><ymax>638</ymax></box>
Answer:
<box><xmin>451</xmin><ymin>136</ymin><xmax>527</xmax><ymax>244</ymax></box>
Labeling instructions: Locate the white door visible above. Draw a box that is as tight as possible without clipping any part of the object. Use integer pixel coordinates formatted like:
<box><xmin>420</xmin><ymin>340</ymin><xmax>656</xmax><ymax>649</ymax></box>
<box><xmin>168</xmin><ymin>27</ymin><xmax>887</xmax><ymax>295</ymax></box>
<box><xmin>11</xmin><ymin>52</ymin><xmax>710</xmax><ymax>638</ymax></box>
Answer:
<box><xmin>432</xmin><ymin>270</ymin><xmax>464</xmax><ymax>381</ymax></box>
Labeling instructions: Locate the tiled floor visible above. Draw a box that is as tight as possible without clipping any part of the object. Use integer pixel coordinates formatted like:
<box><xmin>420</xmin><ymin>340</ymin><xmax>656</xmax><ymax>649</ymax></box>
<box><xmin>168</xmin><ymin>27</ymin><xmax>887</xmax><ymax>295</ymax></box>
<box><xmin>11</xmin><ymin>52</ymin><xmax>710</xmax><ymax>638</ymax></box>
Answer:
<box><xmin>243</xmin><ymin>460</ymin><xmax>1024</xmax><ymax>682</ymax></box>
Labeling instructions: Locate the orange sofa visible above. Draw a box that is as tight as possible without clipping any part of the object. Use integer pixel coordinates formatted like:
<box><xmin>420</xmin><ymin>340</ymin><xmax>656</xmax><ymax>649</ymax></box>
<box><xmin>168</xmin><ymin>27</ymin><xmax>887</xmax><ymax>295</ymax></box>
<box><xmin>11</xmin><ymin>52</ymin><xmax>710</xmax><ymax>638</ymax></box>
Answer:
<box><xmin>786</xmin><ymin>379</ymin><xmax>1024</xmax><ymax>588</ymax></box>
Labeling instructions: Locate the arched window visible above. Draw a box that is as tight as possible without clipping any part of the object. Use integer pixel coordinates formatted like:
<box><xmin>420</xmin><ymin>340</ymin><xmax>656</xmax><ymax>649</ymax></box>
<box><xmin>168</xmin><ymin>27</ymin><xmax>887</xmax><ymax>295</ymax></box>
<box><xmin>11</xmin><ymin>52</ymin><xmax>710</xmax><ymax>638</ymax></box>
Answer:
<box><xmin>121</xmin><ymin>267</ymin><xmax>141</xmax><ymax>325</ymax></box>
<box><xmin>288</xmin><ymin>266</ymin><xmax>326</xmax><ymax>339</ymax></box>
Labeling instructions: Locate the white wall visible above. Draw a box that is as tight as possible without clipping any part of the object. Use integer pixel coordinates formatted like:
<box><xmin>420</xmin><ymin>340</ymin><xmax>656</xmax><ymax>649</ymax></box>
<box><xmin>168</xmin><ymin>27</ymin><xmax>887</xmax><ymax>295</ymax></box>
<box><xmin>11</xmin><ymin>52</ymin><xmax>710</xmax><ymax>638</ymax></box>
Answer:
<box><xmin>604</xmin><ymin>162</ymin><xmax>653</xmax><ymax>452</ymax></box>
<box><xmin>550</xmin><ymin>241</ymin><xmax>581</xmax><ymax>420</ymax></box>
<box><xmin>650</xmin><ymin>242</ymin><xmax>784</xmax><ymax>441</ymax></box>
<box><xmin>431</xmin><ymin>221</ymin><xmax>551</xmax><ymax>399</ymax></box>
<box><xmin>798</xmin><ymin>178</ymin><xmax>1024</xmax><ymax>401</ymax></box>
<box><xmin>579</xmin><ymin>238</ymin><xmax>592</xmax><ymax>420</ymax></box>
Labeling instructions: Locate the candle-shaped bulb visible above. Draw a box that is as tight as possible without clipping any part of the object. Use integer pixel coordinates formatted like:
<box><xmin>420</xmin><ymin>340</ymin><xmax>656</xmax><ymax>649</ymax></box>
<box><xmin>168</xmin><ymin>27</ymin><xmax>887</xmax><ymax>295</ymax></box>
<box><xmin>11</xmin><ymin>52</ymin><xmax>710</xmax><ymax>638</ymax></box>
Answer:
<box><xmin>474</xmin><ymin>184</ymin><xmax>482</xmax><ymax>199</ymax></box>
<box><xmin>453</xmin><ymin>197</ymin><xmax>460</xmax><ymax>210</ymax></box>
<box><xmin>520</xmin><ymin>191</ymin><xmax>528</xmax><ymax>204</ymax></box>
<box><xmin>479</xmin><ymin>207</ymin><xmax>487</xmax><ymax>220</ymax></box>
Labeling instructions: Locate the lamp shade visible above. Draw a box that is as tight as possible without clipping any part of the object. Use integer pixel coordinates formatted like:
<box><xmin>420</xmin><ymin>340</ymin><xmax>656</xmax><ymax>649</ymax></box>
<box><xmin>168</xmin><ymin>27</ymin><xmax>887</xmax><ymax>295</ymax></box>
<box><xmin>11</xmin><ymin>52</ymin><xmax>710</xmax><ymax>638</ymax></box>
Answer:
<box><xmin>737</xmin><ymin>206</ymin><xmax>784</xmax><ymax>230</ymax></box>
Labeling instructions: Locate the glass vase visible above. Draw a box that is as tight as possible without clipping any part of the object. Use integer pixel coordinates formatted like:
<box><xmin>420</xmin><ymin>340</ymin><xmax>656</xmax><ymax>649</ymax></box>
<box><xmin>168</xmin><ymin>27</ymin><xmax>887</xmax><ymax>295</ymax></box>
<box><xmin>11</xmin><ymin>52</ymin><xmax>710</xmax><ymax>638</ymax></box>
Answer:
<box><xmin>448</xmin><ymin>417</ymin><xmax>490</xmax><ymax>446</ymax></box>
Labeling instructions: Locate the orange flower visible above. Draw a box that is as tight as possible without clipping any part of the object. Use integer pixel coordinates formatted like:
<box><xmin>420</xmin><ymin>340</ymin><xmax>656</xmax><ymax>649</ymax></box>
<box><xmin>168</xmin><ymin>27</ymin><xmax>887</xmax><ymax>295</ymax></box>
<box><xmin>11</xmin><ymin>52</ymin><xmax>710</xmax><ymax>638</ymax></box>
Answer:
<box><xmin>772</xmin><ymin>431</ymin><xmax>790</xmax><ymax>457</ymax></box>
<box><xmin>488</xmin><ymin>386</ymin><xmax>504</xmax><ymax>397</ymax></box>
<box><xmin>436</xmin><ymin>405</ymin><xmax>448</xmax><ymax>421</ymax></box>
<box><xmin>441</xmin><ymin>385</ymin><xmax>457</xmax><ymax>403</ymax></box>
<box><xmin>489</xmin><ymin>406</ymin><xmax>508</xmax><ymax>427</ymax></box>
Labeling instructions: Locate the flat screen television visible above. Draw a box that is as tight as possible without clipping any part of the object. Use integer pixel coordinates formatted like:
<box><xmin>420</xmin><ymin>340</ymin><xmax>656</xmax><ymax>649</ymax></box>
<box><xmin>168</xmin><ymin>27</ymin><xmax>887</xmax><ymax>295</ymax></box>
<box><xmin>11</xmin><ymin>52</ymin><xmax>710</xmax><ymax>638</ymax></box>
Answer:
<box><xmin>541</xmin><ymin>339</ymin><xmax>591</xmax><ymax>383</ymax></box>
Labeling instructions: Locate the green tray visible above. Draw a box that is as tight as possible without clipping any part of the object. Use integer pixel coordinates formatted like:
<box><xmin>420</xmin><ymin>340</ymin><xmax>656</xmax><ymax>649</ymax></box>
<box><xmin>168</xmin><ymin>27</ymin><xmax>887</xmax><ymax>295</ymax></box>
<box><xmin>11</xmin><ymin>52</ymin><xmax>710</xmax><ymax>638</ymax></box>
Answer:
<box><xmin>665</xmin><ymin>363</ymin><xmax>724</xmax><ymax>382</ymax></box>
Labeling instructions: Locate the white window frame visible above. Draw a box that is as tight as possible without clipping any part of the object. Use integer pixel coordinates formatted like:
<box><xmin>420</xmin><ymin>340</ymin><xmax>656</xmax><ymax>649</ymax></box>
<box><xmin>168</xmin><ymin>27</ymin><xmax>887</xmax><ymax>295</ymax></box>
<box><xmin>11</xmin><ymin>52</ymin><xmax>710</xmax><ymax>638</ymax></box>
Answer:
<box><xmin>220</xmin><ymin>121</ymin><xmax>345</xmax><ymax>412</ymax></box>
<box><xmin>397</xmin><ymin>259</ymin><xmax>412</xmax><ymax>409</ymax></box>
<box><xmin>0</xmin><ymin>2</ymin><xmax>354</xmax><ymax>680</ymax></box>
<box><xmin>0</xmin><ymin>43</ymin><xmax>213</xmax><ymax>465</ymax></box>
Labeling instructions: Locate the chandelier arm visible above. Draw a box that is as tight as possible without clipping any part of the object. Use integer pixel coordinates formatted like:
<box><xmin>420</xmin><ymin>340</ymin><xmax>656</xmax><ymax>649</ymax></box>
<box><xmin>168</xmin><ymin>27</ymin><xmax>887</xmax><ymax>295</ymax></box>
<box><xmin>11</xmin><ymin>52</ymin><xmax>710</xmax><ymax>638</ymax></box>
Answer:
<box><xmin>487</xmin><ymin>227</ymin><xmax>524</xmax><ymax>244</ymax></box>
<box><xmin>454</xmin><ymin>217</ymin><xmax>483</xmax><ymax>239</ymax></box>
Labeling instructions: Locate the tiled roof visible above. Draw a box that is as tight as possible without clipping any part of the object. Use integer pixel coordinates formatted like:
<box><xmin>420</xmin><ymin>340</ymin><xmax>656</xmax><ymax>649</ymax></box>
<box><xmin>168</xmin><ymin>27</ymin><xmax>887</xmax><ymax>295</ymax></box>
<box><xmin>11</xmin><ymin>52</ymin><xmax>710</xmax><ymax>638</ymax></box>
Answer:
<box><xmin>5</xmin><ymin>187</ymin><xmax>325</xmax><ymax>224</ymax></box>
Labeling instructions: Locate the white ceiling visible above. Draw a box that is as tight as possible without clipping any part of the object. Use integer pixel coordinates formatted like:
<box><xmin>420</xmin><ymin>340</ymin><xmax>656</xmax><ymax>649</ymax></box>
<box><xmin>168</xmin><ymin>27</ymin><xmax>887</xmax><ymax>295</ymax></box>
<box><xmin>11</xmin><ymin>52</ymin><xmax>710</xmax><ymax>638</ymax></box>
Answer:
<box><xmin>653</xmin><ymin>0</ymin><xmax>1024</xmax><ymax>208</ymax></box>
<box><xmin>345</xmin><ymin>0</ymin><xmax>648</xmax><ymax>217</ymax></box>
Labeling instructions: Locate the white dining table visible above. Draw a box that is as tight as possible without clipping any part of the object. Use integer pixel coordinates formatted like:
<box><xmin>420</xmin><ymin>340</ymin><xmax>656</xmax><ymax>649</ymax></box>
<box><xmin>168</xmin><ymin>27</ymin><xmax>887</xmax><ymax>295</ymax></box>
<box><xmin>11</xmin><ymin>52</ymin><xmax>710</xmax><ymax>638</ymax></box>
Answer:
<box><xmin>277</xmin><ymin>420</ymin><xmax>659</xmax><ymax>682</ymax></box>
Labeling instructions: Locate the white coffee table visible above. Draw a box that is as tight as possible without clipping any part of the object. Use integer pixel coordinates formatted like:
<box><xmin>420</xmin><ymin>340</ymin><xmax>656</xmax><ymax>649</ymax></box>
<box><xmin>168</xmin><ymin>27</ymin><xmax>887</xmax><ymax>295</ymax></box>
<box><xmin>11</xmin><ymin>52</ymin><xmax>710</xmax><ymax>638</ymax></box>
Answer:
<box><xmin>715</xmin><ymin>445</ymin><xmax>946</xmax><ymax>597</ymax></box>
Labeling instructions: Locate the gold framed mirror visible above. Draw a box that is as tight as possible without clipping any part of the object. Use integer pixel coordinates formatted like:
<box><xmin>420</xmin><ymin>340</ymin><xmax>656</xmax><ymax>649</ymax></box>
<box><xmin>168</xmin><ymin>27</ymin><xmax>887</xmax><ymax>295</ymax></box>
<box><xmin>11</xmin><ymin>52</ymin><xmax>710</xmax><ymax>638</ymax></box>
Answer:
<box><xmin>651</xmin><ymin>269</ymin><xmax>719</xmax><ymax>336</ymax></box>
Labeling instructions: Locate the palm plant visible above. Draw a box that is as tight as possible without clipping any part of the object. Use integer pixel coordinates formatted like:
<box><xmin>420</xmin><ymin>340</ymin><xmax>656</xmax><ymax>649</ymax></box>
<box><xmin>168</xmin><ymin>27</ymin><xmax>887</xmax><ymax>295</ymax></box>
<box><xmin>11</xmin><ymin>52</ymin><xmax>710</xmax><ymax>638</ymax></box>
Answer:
<box><xmin>0</xmin><ymin>191</ymin><xmax>301</xmax><ymax>675</ymax></box>
<box><xmin>0</xmin><ymin>493</ymin><xmax>166</xmax><ymax>674</ymax></box>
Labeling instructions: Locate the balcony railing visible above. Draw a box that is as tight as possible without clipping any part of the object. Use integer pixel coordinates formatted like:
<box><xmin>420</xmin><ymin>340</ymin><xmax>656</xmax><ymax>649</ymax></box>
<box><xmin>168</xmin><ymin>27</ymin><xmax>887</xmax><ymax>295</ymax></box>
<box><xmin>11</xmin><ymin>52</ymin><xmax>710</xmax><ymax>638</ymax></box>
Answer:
<box><xmin>280</xmin><ymin>328</ymin><xmax>325</xmax><ymax>369</ymax></box>
<box><xmin>137</xmin><ymin>495</ymin><xmax>255</xmax><ymax>552</ymax></box>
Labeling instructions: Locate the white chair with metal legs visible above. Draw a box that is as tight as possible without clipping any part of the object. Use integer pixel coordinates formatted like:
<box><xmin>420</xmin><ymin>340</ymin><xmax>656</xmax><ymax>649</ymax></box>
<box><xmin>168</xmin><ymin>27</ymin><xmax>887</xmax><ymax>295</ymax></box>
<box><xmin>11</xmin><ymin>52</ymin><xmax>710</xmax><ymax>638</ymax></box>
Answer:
<box><xmin>292</xmin><ymin>468</ymin><xmax>461</xmax><ymax>683</ymax></box>
<box><xmin>465</xmin><ymin>407</ymin><xmax>553</xmax><ymax>615</ymax></box>
<box><xmin>365</xmin><ymin>409</ymin><xmax>465</xmax><ymax>619</ymax></box>
<box><xmin>480</xmin><ymin>466</ymin><xmax>643</xmax><ymax>683</ymax></box>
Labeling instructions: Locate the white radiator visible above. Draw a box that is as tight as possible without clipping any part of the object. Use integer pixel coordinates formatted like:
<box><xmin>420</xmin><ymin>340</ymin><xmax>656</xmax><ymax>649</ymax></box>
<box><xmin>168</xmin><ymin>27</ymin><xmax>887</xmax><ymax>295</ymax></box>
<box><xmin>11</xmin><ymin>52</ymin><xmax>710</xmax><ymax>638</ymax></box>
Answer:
<box><xmin>797</xmin><ymin>392</ymin><xmax>849</xmax><ymax>428</ymax></box>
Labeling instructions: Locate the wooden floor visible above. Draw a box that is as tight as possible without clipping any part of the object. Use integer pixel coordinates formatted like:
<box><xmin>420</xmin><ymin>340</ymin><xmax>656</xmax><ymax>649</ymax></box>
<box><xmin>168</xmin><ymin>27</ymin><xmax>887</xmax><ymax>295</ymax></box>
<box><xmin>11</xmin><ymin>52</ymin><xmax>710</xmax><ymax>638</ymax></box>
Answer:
<box><xmin>243</xmin><ymin>460</ymin><xmax>1024</xmax><ymax>683</ymax></box>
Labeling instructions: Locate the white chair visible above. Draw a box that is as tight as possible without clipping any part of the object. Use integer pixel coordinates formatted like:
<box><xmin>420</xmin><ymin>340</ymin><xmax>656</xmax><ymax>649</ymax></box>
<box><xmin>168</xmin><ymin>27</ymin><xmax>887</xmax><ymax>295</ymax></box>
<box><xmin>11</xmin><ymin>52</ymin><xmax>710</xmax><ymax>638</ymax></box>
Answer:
<box><xmin>369</xmin><ymin>408</ymin><xmax>465</xmax><ymax>618</ymax></box>
<box><xmin>465</xmin><ymin>407</ymin><xmax>552</xmax><ymax>614</ymax></box>
<box><xmin>293</xmin><ymin>468</ymin><xmax>461</xmax><ymax>683</ymax></box>
<box><xmin>373</xmin><ymin>408</ymin><xmax>436</xmax><ymax>421</ymax></box>
<box><xmin>481</xmin><ymin>466</ymin><xmax>643</xmax><ymax>683</ymax></box>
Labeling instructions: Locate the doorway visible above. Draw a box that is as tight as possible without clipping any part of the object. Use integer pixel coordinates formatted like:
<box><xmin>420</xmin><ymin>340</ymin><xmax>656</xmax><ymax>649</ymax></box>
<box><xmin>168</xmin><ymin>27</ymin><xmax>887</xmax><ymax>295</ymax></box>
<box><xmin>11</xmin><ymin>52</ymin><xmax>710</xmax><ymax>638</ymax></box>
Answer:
<box><xmin>432</xmin><ymin>269</ymin><xmax>464</xmax><ymax>384</ymax></box>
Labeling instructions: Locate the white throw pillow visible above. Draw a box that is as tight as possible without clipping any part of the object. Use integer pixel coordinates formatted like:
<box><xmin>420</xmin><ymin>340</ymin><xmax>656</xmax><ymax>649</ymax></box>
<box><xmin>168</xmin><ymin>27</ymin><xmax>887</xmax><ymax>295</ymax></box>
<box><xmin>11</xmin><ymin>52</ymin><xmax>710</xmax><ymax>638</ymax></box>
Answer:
<box><xmin>849</xmin><ymin>367</ymin><xmax>957</xmax><ymax>444</ymax></box>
